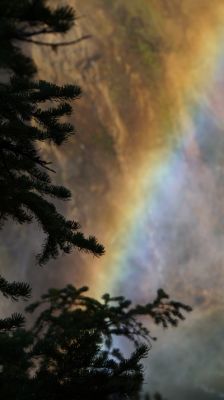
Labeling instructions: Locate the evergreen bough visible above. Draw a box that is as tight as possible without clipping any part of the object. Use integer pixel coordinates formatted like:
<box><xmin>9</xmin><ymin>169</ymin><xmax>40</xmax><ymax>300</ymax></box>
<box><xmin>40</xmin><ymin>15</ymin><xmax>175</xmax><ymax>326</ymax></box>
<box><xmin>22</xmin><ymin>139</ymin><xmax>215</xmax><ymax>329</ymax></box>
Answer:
<box><xmin>0</xmin><ymin>275</ymin><xmax>31</xmax><ymax>330</ymax></box>
<box><xmin>0</xmin><ymin>0</ymin><xmax>104</xmax><ymax>264</ymax></box>
<box><xmin>0</xmin><ymin>0</ymin><xmax>104</xmax><ymax>329</ymax></box>
<box><xmin>0</xmin><ymin>285</ymin><xmax>191</xmax><ymax>399</ymax></box>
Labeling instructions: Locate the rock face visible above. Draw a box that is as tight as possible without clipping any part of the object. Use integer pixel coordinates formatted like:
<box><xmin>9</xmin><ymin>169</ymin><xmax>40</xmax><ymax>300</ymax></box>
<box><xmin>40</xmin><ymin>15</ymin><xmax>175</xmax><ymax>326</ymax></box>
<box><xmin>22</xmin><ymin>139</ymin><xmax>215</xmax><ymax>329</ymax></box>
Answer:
<box><xmin>27</xmin><ymin>0</ymin><xmax>224</xmax><ymax>303</ymax></box>
<box><xmin>25</xmin><ymin>0</ymin><xmax>168</xmax><ymax>289</ymax></box>
<box><xmin>2</xmin><ymin>0</ymin><xmax>224</xmax><ymax>396</ymax></box>
<box><xmin>30</xmin><ymin>0</ymin><xmax>159</xmax><ymax>231</ymax></box>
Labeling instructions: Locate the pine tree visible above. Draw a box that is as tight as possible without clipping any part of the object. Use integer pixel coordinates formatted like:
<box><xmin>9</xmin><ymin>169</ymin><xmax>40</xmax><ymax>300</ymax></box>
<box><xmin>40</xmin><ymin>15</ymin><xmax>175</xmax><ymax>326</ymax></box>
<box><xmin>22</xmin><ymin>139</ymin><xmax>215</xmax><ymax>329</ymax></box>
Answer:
<box><xmin>0</xmin><ymin>0</ymin><xmax>104</xmax><ymax>264</ymax></box>
<box><xmin>0</xmin><ymin>285</ymin><xmax>191</xmax><ymax>399</ymax></box>
<box><xmin>0</xmin><ymin>1</ymin><xmax>104</xmax><ymax>328</ymax></box>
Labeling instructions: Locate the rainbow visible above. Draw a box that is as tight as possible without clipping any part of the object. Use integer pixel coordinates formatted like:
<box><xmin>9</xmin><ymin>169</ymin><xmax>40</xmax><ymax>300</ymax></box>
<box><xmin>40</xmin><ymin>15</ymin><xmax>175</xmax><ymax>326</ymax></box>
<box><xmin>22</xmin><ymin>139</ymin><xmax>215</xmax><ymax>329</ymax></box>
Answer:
<box><xmin>88</xmin><ymin>2</ymin><xmax>224</xmax><ymax>300</ymax></box>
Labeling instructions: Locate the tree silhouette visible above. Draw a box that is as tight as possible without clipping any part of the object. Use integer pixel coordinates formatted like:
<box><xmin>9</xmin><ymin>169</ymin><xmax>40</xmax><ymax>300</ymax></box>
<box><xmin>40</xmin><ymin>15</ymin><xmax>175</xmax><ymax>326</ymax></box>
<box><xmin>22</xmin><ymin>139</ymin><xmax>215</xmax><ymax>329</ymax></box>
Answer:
<box><xmin>0</xmin><ymin>275</ymin><xmax>31</xmax><ymax>330</ymax></box>
<box><xmin>0</xmin><ymin>0</ymin><xmax>103</xmax><ymax>328</ymax></box>
<box><xmin>0</xmin><ymin>0</ymin><xmax>104</xmax><ymax>264</ymax></box>
<box><xmin>0</xmin><ymin>285</ymin><xmax>191</xmax><ymax>399</ymax></box>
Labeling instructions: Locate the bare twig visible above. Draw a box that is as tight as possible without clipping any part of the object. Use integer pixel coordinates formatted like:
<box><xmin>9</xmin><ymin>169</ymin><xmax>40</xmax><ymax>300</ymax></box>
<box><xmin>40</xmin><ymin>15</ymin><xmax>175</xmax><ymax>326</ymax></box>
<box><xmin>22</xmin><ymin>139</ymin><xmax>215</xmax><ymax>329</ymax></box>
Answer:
<box><xmin>16</xmin><ymin>34</ymin><xmax>91</xmax><ymax>47</ymax></box>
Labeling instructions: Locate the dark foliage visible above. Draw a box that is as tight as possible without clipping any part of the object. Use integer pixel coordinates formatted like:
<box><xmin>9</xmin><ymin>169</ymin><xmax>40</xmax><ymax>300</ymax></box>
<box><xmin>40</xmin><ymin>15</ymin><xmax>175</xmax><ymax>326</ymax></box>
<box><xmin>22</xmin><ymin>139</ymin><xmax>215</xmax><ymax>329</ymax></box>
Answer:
<box><xmin>0</xmin><ymin>0</ymin><xmax>104</xmax><ymax>263</ymax></box>
<box><xmin>0</xmin><ymin>0</ymin><xmax>104</xmax><ymax>329</ymax></box>
<box><xmin>0</xmin><ymin>285</ymin><xmax>191</xmax><ymax>399</ymax></box>
<box><xmin>0</xmin><ymin>0</ymin><xmax>75</xmax><ymax>76</ymax></box>
<box><xmin>0</xmin><ymin>275</ymin><xmax>31</xmax><ymax>331</ymax></box>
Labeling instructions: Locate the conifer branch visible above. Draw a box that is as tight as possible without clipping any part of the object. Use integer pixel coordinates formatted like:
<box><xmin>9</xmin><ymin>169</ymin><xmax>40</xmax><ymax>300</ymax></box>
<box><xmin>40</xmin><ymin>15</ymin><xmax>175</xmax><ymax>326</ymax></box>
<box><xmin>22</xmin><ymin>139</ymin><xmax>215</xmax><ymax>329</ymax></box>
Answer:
<box><xmin>0</xmin><ymin>275</ymin><xmax>31</xmax><ymax>301</ymax></box>
<box><xmin>0</xmin><ymin>140</ymin><xmax>56</xmax><ymax>173</ymax></box>
<box><xmin>0</xmin><ymin>313</ymin><xmax>25</xmax><ymax>331</ymax></box>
